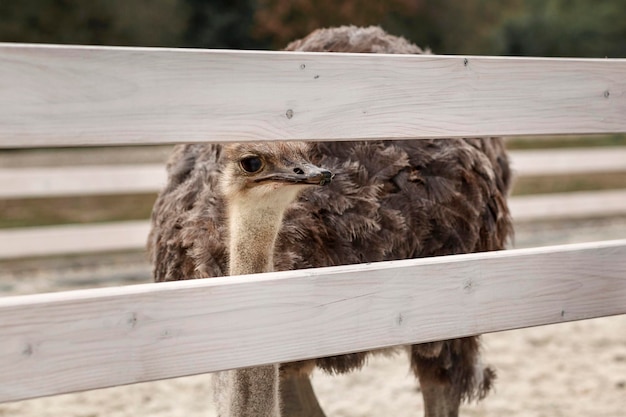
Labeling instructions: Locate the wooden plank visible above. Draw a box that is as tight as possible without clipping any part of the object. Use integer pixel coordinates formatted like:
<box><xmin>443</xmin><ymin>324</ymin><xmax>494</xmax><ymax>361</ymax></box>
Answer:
<box><xmin>510</xmin><ymin>189</ymin><xmax>626</xmax><ymax>221</ymax></box>
<box><xmin>0</xmin><ymin>221</ymin><xmax>150</xmax><ymax>259</ymax></box>
<box><xmin>510</xmin><ymin>147</ymin><xmax>626</xmax><ymax>176</ymax></box>
<box><xmin>0</xmin><ymin>44</ymin><xmax>624</xmax><ymax>148</ymax></box>
<box><xmin>0</xmin><ymin>165</ymin><xmax>166</xmax><ymax>198</ymax></box>
<box><xmin>1</xmin><ymin>189</ymin><xmax>624</xmax><ymax>259</ymax></box>
<box><xmin>0</xmin><ymin>239</ymin><xmax>624</xmax><ymax>402</ymax></box>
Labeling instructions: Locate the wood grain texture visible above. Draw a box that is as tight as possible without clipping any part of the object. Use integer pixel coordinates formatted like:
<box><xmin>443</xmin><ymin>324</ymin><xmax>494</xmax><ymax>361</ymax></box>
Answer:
<box><xmin>509</xmin><ymin>147</ymin><xmax>626</xmax><ymax>176</ymax></box>
<box><xmin>0</xmin><ymin>240</ymin><xmax>624</xmax><ymax>402</ymax></box>
<box><xmin>0</xmin><ymin>221</ymin><xmax>150</xmax><ymax>259</ymax></box>
<box><xmin>0</xmin><ymin>165</ymin><xmax>166</xmax><ymax>198</ymax></box>
<box><xmin>510</xmin><ymin>189</ymin><xmax>626</xmax><ymax>221</ymax></box>
<box><xmin>0</xmin><ymin>44</ymin><xmax>625</xmax><ymax>147</ymax></box>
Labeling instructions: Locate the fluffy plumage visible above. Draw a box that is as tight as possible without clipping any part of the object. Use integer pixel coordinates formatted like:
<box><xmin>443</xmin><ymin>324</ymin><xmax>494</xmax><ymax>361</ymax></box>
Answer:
<box><xmin>148</xmin><ymin>25</ymin><xmax>513</xmax><ymax>414</ymax></box>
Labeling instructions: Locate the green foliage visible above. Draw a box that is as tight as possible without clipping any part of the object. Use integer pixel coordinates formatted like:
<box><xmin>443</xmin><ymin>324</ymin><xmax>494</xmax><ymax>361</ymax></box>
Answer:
<box><xmin>0</xmin><ymin>1</ymin><xmax>624</xmax><ymax>54</ymax></box>
<box><xmin>0</xmin><ymin>0</ymin><xmax>187</xmax><ymax>46</ymax></box>
<box><xmin>492</xmin><ymin>0</ymin><xmax>626</xmax><ymax>57</ymax></box>
<box><xmin>183</xmin><ymin>0</ymin><xmax>267</xmax><ymax>48</ymax></box>
<box><xmin>401</xmin><ymin>0</ymin><xmax>522</xmax><ymax>54</ymax></box>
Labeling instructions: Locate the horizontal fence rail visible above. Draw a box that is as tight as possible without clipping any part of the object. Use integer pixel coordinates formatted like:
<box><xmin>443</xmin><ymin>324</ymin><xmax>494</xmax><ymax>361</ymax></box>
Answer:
<box><xmin>0</xmin><ymin>165</ymin><xmax>166</xmax><ymax>198</ymax></box>
<box><xmin>0</xmin><ymin>221</ymin><xmax>150</xmax><ymax>259</ymax></box>
<box><xmin>2</xmin><ymin>147</ymin><xmax>626</xmax><ymax>199</ymax></box>
<box><xmin>1</xmin><ymin>44</ymin><xmax>625</xmax><ymax>148</ymax></box>
<box><xmin>1</xmin><ymin>239</ymin><xmax>625</xmax><ymax>403</ymax></box>
<box><xmin>509</xmin><ymin>147</ymin><xmax>626</xmax><ymax>176</ymax></box>
<box><xmin>510</xmin><ymin>189</ymin><xmax>626</xmax><ymax>221</ymax></box>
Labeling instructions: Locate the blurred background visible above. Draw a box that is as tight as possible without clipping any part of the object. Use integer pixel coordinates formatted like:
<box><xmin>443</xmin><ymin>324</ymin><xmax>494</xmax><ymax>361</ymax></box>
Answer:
<box><xmin>1</xmin><ymin>0</ymin><xmax>626</xmax><ymax>289</ymax></box>
<box><xmin>1</xmin><ymin>0</ymin><xmax>625</xmax><ymax>56</ymax></box>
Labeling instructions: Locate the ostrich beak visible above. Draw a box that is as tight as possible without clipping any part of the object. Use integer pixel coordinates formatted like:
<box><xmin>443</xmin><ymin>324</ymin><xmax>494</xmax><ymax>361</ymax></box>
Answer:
<box><xmin>255</xmin><ymin>163</ymin><xmax>333</xmax><ymax>186</ymax></box>
<box><xmin>294</xmin><ymin>163</ymin><xmax>334</xmax><ymax>186</ymax></box>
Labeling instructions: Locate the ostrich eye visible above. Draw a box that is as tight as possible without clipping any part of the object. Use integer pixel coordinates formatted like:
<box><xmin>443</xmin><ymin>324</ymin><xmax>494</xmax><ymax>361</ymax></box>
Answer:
<box><xmin>240</xmin><ymin>156</ymin><xmax>264</xmax><ymax>173</ymax></box>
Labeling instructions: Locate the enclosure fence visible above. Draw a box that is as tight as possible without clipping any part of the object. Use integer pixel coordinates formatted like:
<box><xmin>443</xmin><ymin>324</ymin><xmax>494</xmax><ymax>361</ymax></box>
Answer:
<box><xmin>0</xmin><ymin>44</ymin><xmax>625</xmax><ymax>403</ymax></box>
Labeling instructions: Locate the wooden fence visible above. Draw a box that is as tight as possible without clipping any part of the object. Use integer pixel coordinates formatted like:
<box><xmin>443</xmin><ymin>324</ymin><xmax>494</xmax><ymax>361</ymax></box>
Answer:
<box><xmin>0</xmin><ymin>44</ymin><xmax>625</xmax><ymax>403</ymax></box>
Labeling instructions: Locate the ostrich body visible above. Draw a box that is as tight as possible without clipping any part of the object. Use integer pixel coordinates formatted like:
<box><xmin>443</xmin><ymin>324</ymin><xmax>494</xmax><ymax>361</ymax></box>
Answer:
<box><xmin>149</xmin><ymin>26</ymin><xmax>512</xmax><ymax>417</ymax></box>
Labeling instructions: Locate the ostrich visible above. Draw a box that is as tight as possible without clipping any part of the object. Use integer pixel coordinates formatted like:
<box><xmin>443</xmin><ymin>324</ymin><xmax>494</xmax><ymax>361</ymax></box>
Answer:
<box><xmin>149</xmin><ymin>25</ymin><xmax>513</xmax><ymax>417</ymax></box>
<box><xmin>210</xmin><ymin>141</ymin><xmax>333</xmax><ymax>417</ymax></box>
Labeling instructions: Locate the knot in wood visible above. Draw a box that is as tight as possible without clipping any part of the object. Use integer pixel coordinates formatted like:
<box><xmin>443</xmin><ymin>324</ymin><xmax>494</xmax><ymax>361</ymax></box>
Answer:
<box><xmin>22</xmin><ymin>343</ymin><xmax>34</xmax><ymax>357</ymax></box>
<box><xmin>463</xmin><ymin>279</ymin><xmax>475</xmax><ymax>293</ymax></box>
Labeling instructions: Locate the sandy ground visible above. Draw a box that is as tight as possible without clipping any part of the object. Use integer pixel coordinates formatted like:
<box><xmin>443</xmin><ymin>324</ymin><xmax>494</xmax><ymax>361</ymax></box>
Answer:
<box><xmin>1</xmin><ymin>219</ymin><xmax>625</xmax><ymax>417</ymax></box>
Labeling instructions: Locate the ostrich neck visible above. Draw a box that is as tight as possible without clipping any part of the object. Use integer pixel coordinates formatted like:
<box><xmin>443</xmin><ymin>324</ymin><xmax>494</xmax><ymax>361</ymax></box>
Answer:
<box><xmin>219</xmin><ymin>201</ymin><xmax>285</xmax><ymax>417</ymax></box>
<box><xmin>228</xmin><ymin>202</ymin><xmax>286</xmax><ymax>276</ymax></box>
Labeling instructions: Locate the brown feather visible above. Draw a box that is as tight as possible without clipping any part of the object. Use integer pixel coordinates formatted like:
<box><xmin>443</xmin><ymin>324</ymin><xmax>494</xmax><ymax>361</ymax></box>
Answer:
<box><xmin>148</xmin><ymin>25</ymin><xmax>513</xmax><ymax>406</ymax></box>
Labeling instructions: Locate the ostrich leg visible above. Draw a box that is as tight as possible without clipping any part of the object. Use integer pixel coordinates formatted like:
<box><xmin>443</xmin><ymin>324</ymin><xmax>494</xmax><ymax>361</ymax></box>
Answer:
<box><xmin>410</xmin><ymin>338</ymin><xmax>494</xmax><ymax>417</ymax></box>
<box><xmin>213</xmin><ymin>366</ymin><xmax>280</xmax><ymax>417</ymax></box>
<box><xmin>281</xmin><ymin>374</ymin><xmax>327</xmax><ymax>417</ymax></box>
<box><xmin>412</xmin><ymin>348</ymin><xmax>461</xmax><ymax>417</ymax></box>
<box><xmin>417</xmin><ymin>378</ymin><xmax>462</xmax><ymax>417</ymax></box>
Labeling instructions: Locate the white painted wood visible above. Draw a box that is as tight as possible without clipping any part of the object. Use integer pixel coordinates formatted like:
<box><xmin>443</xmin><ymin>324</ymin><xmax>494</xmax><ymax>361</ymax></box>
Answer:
<box><xmin>0</xmin><ymin>221</ymin><xmax>150</xmax><ymax>259</ymax></box>
<box><xmin>0</xmin><ymin>165</ymin><xmax>166</xmax><ymax>198</ymax></box>
<box><xmin>510</xmin><ymin>147</ymin><xmax>626</xmax><ymax>176</ymax></box>
<box><xmin>510</xmin><ymin>189</ymin><xmax>626</xmax><ymax>221</ymax></box>
<box><xmin>1</xmin><ymin>190</ymin><xmax>624</xmax><ymax>259</ymax></box>
<box><xmin>0</xmin><ymin>44</ymin><xmax>624</xmax><ymax>148</ymax></box>
<box><xmin>0</xmin><ymin>239</ymin><xmax>624</xmax><ymax>402</ymax></box>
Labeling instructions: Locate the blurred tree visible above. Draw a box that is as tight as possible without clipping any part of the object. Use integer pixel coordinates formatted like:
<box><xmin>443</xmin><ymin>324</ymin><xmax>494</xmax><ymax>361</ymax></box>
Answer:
<box><xmin>251</xmin><ymin>0</ymin><xmax>526</xmax><ymax>53</ymax></box>
<box><xmin>492</xmin><ymin>0</ymin><xmax>626</xmax><ymax>57</ymax></box>
<box><xmin>422</xmin><ymin>0</ymin><xmax>522</xmax><ymax>54</ymax></box>
<box><xmin>183</xmin><ymin>0</ymin><xmax>268</xmax><ymax>48</ymax></box>
<box><xmin>0</xmin><ymin>0</ymin><xmax>187</xmax><ymax>46</ymax></box>
<box><xmin>252</xmin><ymin>0</ymin><xmax>425</xmax><ymax>49</ymax></box>
<box><xmin>1</xmin><ymin>0</ymin><xmax>624</xmax><ymax>57</ymax></box>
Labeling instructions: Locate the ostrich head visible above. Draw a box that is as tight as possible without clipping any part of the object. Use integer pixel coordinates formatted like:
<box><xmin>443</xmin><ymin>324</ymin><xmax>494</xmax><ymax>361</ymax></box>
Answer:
<box><xmin>220</xmin><ymin>141</ymin><xmax>333</xmax><ymax>210</ymax></box>
<box><xmin>220</xmin><ymin>141</ymin><xmax>333</xmax><ymax>276</ymax></box>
